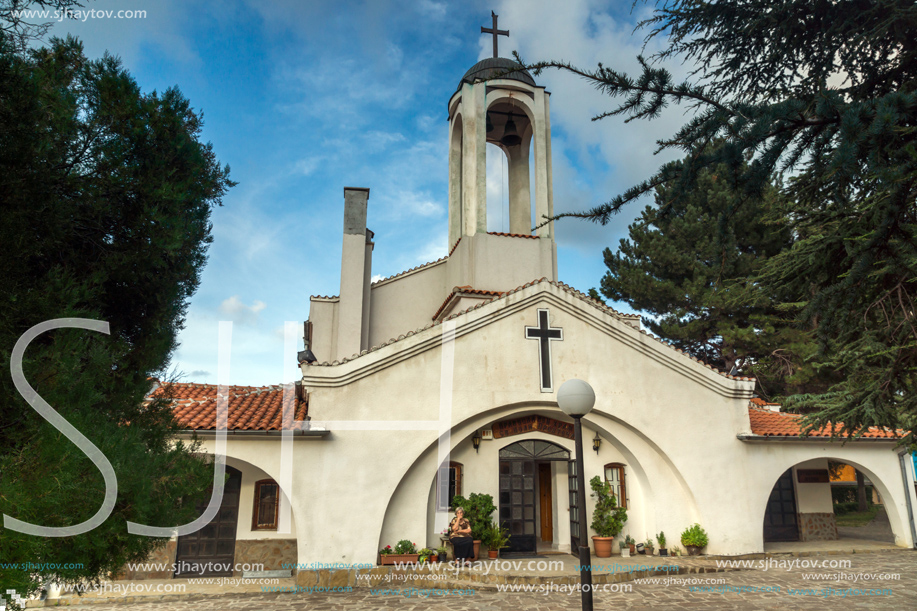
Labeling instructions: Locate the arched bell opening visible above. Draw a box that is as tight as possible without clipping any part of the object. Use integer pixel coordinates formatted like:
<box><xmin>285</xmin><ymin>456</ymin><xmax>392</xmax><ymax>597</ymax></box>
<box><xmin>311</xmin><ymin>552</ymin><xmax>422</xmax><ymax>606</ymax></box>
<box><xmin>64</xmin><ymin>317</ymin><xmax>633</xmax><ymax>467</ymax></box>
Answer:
<box><xmin>484</xmin><ymin>99</ymin><xmax>534</xmax><ymax>235</ymax></box>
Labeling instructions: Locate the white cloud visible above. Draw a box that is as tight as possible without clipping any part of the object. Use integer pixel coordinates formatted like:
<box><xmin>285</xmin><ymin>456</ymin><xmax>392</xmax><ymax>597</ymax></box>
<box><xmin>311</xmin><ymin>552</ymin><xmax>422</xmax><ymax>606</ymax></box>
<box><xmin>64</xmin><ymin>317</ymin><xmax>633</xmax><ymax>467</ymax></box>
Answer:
<box><xmin>418</xmin><ymin>0</ymin><xmax>447</xmax><ymax>19</ymax></box>
<box><xmin>219</xmin><ymin>296</ymin><xmax>267</xmax><ymax>326</ymax></box>
<box><xmin>294</xmin><ymin>157</ymin><xmax>321</xmax><ymax>176</ymax></box>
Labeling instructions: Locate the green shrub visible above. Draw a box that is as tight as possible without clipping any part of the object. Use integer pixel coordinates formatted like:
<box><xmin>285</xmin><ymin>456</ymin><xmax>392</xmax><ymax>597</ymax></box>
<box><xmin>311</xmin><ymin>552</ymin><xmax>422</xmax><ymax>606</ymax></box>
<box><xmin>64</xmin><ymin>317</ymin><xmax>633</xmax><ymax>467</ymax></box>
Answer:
<box><xmin>680</xmin><ymin>524</ymin><xmax>709</xmax><ymax>548</ymax></box>
<box><xmin>394</xmin><ymin>540</ymin><xmax>417</xmax><ymax>554</ymax></box>
<box><xmin>589</xmin><ymin>475</ymin><xmax>627</xmax><ymax>537</ymax></box>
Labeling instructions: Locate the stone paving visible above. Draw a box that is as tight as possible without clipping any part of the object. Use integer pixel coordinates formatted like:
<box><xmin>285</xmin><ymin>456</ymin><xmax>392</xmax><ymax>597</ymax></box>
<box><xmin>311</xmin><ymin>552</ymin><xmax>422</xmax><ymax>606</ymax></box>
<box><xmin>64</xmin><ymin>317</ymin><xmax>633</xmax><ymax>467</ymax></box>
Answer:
<box><xmin>32</xmin><ymin>550</ymin><xmax>917</xmax><ymax>610</ymax></box>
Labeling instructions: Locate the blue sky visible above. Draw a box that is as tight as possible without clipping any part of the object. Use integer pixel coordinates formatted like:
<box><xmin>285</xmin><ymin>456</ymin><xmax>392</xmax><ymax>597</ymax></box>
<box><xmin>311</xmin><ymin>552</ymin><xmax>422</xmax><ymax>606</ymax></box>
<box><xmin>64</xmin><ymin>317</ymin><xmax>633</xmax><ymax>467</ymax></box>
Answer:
<box><xmin>48</xmin><ymin>0</ymin><xmax>693</xmax><ymax>385</ymax></box>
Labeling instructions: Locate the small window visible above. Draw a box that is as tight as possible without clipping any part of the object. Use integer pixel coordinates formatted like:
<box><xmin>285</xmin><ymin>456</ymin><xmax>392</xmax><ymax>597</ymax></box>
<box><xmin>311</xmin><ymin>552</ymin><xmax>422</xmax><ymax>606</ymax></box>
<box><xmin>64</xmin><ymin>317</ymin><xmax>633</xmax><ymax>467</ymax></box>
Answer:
<box><xmin>604</xmin><ymin>463</ymin><xmax>627</xmax><ymax>509</ymax></box>
<box><xmin>436</xmin><ymin>462</ymin><xmax>463</xmax><ymax>510</ymax></box>
<box><xmin>252</xmin><ymin>480</ymin><xmax>279</xmax><ymax>531</ymax></box>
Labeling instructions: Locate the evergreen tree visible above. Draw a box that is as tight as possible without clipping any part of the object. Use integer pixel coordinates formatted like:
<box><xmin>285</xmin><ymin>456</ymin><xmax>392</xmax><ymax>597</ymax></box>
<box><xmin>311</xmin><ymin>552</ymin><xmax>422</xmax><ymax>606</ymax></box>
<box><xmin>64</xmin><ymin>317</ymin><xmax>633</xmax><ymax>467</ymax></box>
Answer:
<box><xmin>598</xmin><ymin>156</ymin><xmax>831</xmax><ymax>398</ymax></box>
<box><xmin>522</xmin><ymin>1</ymin><xmax>917</xmax><ymax>440</ymax></box>
<box><xmin>0</xmin><ymin>33</ymin><xmax>234</xmax><ymax>597</ymax></box>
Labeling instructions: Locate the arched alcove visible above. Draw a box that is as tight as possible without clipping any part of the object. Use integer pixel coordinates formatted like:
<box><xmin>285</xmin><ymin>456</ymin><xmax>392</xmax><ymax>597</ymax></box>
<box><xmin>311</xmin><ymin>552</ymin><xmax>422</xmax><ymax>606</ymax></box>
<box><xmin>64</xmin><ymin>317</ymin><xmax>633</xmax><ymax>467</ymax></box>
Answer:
<box><xmin>760</xmin><ymin>456</ymin><xmax>904</xmax><ymax>548</ymax></box>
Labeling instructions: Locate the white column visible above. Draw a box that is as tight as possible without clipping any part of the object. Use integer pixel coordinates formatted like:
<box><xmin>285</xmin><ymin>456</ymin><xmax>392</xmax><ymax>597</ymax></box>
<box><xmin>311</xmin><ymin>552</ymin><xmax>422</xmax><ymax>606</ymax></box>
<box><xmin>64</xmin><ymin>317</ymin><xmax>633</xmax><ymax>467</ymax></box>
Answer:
<box><xmin>507</xmin><ymin>134</ymin><xmax>532</xmax><ymax>235</ymax></box>
<box><xmin>533</xmin><ymin>90</ymin><xmax>550</xmax><ymax>238</ymax></box>
<box><xmin>461</xmin><ymin>82</ymin><xmax>487</xmax><ymax>236</ymax></box>
<box><xmin>447</xmin><ymin>114</ymin><xmax>463</xmax><ymax>249</ymax></box>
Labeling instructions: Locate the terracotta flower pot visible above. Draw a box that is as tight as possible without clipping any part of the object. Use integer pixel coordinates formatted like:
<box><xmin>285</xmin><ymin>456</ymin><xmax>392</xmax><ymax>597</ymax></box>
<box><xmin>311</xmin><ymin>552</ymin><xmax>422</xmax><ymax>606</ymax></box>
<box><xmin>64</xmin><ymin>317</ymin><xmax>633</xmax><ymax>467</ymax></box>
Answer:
<box><xmin>430</xmin><ymin>554</ymin><xmax>438</xmax><ymax>563</ymax></box>
<box><xmin>380</xmin><ymin>553</ymin><xmax>420</xmax><ymax>565</ymax></box>
<box><xmin>473</xmin><ymin>540</ymin><xmax>481</xmax><ymax>561</ymax></box>
<box><xmin>592</xmin><ymin>536</ymin><xmax>614</xmax><ymax>558</ymax></box>
<box><xmin>488</xmin><ymin>550</ymin><xmax>498</xmax><ymax>559</ymax></box>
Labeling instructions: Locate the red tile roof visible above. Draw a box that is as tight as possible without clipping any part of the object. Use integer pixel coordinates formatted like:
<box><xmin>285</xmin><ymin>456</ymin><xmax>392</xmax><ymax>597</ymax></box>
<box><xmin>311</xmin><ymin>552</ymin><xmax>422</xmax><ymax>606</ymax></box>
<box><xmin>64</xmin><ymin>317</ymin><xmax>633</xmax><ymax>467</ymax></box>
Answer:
<box><xmin>150</xmin><ymin>383</ymin><xmax>308</xmax><ymax>431</ymax></box>
<box><xmin>432</xmin><ymin>285</ymin><xmax>504</xmax><ymax>321</ymax></box>
<box><xmin>747</xmin><ymin>405</ymin><xmax>902</xmax><ymax>439</ymax></box>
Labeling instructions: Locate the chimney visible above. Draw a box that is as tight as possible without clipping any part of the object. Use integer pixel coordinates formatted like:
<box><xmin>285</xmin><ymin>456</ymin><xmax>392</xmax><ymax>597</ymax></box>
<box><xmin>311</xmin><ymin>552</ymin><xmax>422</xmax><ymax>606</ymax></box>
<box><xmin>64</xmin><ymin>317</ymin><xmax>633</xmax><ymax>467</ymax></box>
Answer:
<box><xmin>336</xmin><ymin>187</ymin><xmax>372</xmax><ymax>359</ymax></box>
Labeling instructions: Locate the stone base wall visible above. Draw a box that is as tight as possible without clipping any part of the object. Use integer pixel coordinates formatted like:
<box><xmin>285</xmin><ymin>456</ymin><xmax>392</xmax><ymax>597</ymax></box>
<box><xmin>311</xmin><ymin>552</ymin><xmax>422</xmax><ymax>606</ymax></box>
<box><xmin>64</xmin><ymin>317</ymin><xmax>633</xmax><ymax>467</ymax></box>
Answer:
<box><xmin>115</xmin><ymin>540</ymin><xmax>177</xmax><ymax>580</ymax></box>
<box><xmin>798</xmin><ymin>512</ymin><xmax>838</xmax><ymax>541</ymax></box>
<box><xmin>234</xmin><ymin>539</ymin><xmax>298</xmax><ymax>575</ymax></box>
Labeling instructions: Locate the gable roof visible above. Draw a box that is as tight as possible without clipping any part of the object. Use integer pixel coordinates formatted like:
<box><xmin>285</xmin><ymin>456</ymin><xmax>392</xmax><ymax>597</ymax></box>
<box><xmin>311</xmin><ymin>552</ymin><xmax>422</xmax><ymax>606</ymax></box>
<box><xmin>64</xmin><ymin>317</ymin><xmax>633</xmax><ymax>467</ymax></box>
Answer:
<box><xmin>307</xmin><ymin>277</ymin><xmax>754</xmax><ymax>384</ymax></box>
<box><xmin>747</xmin><ymin>404</ymin><xmax>903</xmax><ymax>439</ymax></box>
<box><xmin>150</xmin><ymin>383</ymin><xmax>308</xmax><ymax>431</ymax></box>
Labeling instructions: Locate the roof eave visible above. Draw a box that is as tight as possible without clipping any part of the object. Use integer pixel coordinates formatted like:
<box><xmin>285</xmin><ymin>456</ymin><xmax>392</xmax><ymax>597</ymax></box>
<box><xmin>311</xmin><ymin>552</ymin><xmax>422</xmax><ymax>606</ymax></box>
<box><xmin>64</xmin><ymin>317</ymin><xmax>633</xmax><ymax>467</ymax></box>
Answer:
<box><xmin>737</xmin><ymin>433</ymin><xmax>900</xmax><ymax>443</ymax></box>
<box><xmin>177</xmin><ymin>428</ymin><xmax>329</xmax><ymax>438</ymax></box>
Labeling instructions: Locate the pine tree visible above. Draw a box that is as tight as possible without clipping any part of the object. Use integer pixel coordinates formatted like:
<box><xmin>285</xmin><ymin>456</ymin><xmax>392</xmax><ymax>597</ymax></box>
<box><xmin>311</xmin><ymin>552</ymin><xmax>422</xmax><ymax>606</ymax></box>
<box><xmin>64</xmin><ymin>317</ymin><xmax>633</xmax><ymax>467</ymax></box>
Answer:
<box><xmin>598</xmin><ymin>154</ymin><xmax>832</xmax><ymax>398</ymax></box>
<box><xmin>0</xmin><ymin>33</ymin><xmax>234</xmax><ymax>597</ymax></box>
<box><xmin>522</xmin><ymin>1</ymin><xmax>917</xmax><ymax>441</ymax></box>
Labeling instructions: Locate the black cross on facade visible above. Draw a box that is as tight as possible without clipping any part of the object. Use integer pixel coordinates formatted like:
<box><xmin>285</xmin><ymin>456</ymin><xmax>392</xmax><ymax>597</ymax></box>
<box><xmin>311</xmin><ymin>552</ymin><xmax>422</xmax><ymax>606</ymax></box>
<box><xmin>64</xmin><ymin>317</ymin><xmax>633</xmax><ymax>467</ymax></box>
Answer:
<box><xmin>525</xmin><ymin>309</ymin><xmax>563</xmax><ymax>392</ymax></box>
<box><xmin>481</xmin><ymin>11</ymin><xmax>509</xmax><ymax>58</ymax></box>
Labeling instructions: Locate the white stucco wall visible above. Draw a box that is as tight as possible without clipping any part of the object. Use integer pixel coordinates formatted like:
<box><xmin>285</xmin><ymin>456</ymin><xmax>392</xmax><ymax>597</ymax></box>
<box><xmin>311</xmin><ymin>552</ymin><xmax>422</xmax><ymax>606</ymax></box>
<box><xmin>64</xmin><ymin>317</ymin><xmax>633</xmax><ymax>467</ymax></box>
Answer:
<box><xmin>196</xmin><ymin>284</ymin><xmax>915</xmax><ymax>567</ymax></box>
<box><xmin>793</xmin><ymin>458</ymin><xmax>835</xmax><ymax>514</ymax></box>
<box><xmin>293</xmin><ymin>284</ymin><xmax>914</xmax><ymax>561</ymax></box>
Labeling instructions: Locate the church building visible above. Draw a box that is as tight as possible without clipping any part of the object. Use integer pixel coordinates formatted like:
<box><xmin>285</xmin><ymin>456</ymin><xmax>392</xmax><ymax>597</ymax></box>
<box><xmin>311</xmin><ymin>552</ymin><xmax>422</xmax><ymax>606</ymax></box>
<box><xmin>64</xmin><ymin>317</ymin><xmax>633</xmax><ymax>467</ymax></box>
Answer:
<box><xmin>137</xmin><ymin>24</ymin><xmax>917</xmax><ymax>580</ymax></box>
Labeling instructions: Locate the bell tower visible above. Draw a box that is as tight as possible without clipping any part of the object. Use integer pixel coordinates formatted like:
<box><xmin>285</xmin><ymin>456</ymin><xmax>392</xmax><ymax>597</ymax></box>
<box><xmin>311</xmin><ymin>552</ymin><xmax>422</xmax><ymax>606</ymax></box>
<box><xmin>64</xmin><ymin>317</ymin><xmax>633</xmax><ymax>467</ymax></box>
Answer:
<box><xmin>447</xmin><ymin>15</ymin><xmax>555</xmax><ymax>250</ymax></box>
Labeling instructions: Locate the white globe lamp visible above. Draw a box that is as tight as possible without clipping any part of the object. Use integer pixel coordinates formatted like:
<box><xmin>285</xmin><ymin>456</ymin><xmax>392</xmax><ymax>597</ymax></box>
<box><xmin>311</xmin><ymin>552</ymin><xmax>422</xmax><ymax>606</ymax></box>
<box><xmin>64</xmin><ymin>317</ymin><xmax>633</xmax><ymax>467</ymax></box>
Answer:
<box><xmin>557</xmin><ymin>379</ymin><xmax>595</xmax><ymax>417</ymax></box>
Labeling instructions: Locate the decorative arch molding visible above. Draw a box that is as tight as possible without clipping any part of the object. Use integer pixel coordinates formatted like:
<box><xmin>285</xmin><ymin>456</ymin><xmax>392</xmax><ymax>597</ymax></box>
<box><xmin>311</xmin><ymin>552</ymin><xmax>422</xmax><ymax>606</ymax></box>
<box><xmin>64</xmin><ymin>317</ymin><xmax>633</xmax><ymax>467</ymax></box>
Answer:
<box><xmin>492</xmin><ymin>414</ymin><xmax>573</xmax><ymax>440</ymax></box>
<box><xmin>378</xmin><ymin>400</ymin><xmax>701</xmax><ymax>554</ymax></box>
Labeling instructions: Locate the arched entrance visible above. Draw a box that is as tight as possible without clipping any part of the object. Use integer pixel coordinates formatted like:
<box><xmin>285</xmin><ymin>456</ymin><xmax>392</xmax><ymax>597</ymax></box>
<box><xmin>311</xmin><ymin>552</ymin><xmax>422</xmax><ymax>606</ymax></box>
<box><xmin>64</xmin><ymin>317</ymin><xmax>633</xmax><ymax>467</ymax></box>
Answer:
<box><xmin>761</xmin><ymin>457</ymin><xmax>904</xmax><ymax>548</ymax></box>
<box><xmin>499</xmin><ymin>439</ymin><xmax>570</xmax><ymax>553</ymax></box>
<box><xmin>174</xmin><ymin>465</ymin><xmax>242</xmax><ymax>577</ymax></box>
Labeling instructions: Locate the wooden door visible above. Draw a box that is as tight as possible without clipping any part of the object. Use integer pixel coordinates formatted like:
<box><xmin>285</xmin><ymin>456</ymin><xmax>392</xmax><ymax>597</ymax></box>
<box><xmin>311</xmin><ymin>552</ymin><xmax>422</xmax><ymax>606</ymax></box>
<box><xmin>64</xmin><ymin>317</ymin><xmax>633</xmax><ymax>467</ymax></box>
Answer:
<box><xmin>175</xmin><ymin>466</ymin><xmax>241</xmax><ymax>576</ymax></box>
<box><xmin>763</xmin><ymin>468</ymin><xmax>799</xmax><ymax>542</ymax></box>
<box><xmin>538</xmin><ymin>463</ymin><xmax>553</xmax><ymax>542</ymax></box>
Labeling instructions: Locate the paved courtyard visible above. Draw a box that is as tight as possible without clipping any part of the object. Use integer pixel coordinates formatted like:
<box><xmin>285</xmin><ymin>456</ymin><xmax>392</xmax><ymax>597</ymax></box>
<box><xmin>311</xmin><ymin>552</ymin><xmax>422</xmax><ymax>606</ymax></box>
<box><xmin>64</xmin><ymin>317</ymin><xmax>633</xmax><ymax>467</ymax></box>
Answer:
<box><xmin>34</xmin><ymin>550</ymin><xmax>916</xmax><ymax>610</ymax></box>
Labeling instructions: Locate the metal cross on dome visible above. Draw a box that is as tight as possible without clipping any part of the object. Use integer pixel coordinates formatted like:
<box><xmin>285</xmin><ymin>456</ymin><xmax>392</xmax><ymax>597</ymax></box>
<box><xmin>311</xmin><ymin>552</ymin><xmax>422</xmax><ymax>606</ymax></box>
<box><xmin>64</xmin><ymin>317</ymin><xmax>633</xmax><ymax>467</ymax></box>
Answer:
<box><xmin>481</xmin><ymin>11</ymin><xmax>509</xmax><ymax>58</ymax></box>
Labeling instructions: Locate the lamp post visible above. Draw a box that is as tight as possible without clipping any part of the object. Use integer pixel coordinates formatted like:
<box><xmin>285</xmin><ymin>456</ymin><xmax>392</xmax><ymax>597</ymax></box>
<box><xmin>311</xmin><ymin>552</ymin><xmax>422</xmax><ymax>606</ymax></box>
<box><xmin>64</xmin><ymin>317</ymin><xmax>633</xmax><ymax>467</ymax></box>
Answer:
<box><xmin>557</xmin><ymin>379</ymin><xmax>595</xmax><ymax>611</ymax></box>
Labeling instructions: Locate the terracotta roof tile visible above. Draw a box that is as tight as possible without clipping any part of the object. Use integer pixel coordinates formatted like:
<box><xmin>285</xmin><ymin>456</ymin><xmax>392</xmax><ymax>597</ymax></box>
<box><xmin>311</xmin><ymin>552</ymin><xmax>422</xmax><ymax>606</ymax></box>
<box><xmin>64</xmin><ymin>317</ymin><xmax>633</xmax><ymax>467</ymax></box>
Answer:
<box><xmin>432</xmin><ymin>286</ymin><xmax>504</xmax><ymax>321</ymax></box>
<box><xmin>487</xmin><ymin>232</ymin><xmax>539</xmax><ymax>239</ymax></box>
<box><xmin>150</xmin><ymin>383</ymin><xmax>308</xmax><ymax>431</ymax></box>
<box><xmin>747</xmin><ymin>405</ymin><xmax>903</xmax><ymax>439</ymax></box>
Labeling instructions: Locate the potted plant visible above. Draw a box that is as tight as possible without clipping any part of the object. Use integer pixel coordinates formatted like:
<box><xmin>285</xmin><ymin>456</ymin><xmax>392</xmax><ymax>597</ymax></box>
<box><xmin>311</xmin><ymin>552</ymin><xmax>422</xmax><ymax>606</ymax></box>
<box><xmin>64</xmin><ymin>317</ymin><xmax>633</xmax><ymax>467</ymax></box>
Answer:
<box><xmin>436</xmin><ymin>544</ymin><xmax>448</xmax><ymax>562</ymax></box>
<box><xmin>680</xmin><ymin>524</ymin><xmax>709</xmax><ymax>556</ymax></box>
<box><xmin>451</xmin><ymin>492</ymin><xmax>497</xmax><ymax>561</ymax></box>
<box><xmin>484</xmin><ymin>523</ymin><xmax>511</xmax><ymax>559</ymax></box>
<box><xmin>619</xmin><ymin>540</ymin><xmax>630</xmax><ymax>558</ymax></box>
<box><xmin>379</xmin><ymin>539</ymin><xmax>420</xmax><ymax>565</ymax></box>
<box><xmin>418</xmin><ymin>548</ymin><xmax>436</xmax><ymax>563</ymax></box>
<box><xmin>657</xmin><ymin>531</ymin><xmax>668</xmax><ymax>556</ymax></box>
<box><xmin>644</xmin><ymin>537</ymin><xmax>655</xmax><ymax>556</ymax></box>
<box><xmin>670</xmin><ymin>545</ymin><xmax>681</xmax><ymax>557</ymax></box>
<box><xmin>589</xmin><ymin>475</ymin><xmax>627</xmax><ymax>558</ymax></box>
<box><xmin>625</xmin><ymin>534</ymin><xmax>636</xmax><ymax>555</ymax></box>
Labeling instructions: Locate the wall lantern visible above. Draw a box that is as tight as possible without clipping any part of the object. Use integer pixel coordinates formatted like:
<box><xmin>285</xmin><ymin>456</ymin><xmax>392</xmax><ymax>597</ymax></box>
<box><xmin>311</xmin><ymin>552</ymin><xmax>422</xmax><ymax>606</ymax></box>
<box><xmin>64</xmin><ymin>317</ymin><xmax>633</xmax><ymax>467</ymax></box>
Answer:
<box><xmin>593</xmin><ymin>431</ymin><xmax>602</xmax><ymax>454</ymax></box>
<box><xmin>472</xmin><ymin>431</ymin><xmax>482</xmax><ymax>453</ymax></box>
